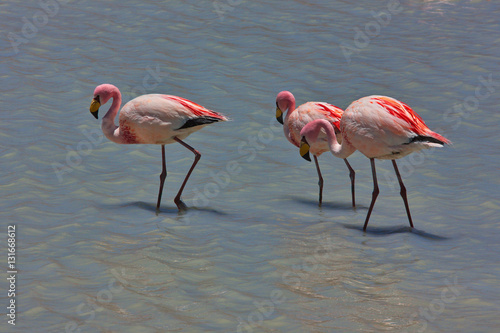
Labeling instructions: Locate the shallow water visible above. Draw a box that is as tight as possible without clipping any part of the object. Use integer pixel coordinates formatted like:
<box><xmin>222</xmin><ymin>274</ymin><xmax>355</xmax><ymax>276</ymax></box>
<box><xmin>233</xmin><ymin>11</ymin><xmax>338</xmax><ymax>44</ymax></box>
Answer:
<box><xmin>1</xmin><ymin>0</ymin><xmax>500</xmax><ymax>332</ymax></box>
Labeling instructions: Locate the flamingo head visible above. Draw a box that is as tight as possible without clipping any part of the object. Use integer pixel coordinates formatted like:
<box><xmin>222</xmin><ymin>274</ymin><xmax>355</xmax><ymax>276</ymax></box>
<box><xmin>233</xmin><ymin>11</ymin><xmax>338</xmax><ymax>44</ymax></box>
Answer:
<box><xmin>299</xmin><ymin>119</ymin><xmax>332</xmax><ymax>162</ymax></box>
<box><xmin>275</xmin><ymin>91</ymin><xmax>295</xmax><ymax>125</ymax></box>
<box><xmin>299</xmin><ymin>120</ymin><xmax>317</xmax><ymax>162</ymax></box>
<box><xmin>90</xmin><ymin>84</ymin><xmax>117</xmax><ymax>119</ymax></box>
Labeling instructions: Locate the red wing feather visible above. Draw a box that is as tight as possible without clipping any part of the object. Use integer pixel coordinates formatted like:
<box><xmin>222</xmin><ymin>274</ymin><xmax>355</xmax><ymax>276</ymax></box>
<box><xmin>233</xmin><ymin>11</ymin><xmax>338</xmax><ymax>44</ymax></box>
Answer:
<box><xmin>162</xmin><ymin>95</ymin><xmax>227</xmax><ymax>120</ymax></box>
<box><xmin>373</xmin><ymin>96</ymin><xmax>450</xmax><ymax>144</ymax></box>
<box><xmin>314</xmin><ymin>102</ymin><xmax>343</xmax><ymax>130</ymax></box>
<box><xmin>373</xmin><ymin>97</ymin><xmax>428</xmax><ymax>135</ymax></box>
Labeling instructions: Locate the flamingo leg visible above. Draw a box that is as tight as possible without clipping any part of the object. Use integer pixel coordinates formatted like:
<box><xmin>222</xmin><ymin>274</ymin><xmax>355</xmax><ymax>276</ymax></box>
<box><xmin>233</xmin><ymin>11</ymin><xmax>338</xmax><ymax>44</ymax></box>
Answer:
<box><xmin>392</xmin><ymin>160</ymin><xmax>414</xmax><ymax>228</ymax></box>
<box><xmin>156</xmin><ymin>144</ymin><xmax>167</xmax><ymax>215</ymax></box>
<box><xmin>344</xmin><ymin>158</ymin><xmax>356</xmax><ymax>207</ymax></box>
<box><xmin>173</xmin><ymin>137</ymin><xmax>201</xmax><ymax>211</ymax></box>
<box><xmin>313</xmin><ymin>155</ymin><xmax>323</xmax><ymax>206</ymax></box>
<box><xmin>363</xmin><ymin>158</ymin><xmax>379</xmax><ymax>231</ymax></box>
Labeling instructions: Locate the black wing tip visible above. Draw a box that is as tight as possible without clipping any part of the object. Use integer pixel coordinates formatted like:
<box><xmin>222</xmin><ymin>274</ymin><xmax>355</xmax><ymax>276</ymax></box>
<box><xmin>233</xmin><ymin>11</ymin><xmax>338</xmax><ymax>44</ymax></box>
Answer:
<box><xmin>406</xmin><ymin>135</ymin><xmax>446</xmax><ymax>145</ymax></box>
<box><xmin>178</xmin><ymin>116</ymin><xmax>225</xmax><ymax>130</ymax></box>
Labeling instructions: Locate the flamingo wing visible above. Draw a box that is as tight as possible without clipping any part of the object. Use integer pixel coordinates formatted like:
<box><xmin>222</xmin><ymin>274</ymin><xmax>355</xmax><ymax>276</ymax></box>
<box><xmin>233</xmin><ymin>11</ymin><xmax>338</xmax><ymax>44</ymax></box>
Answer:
<box><xmin>312</xmin><ymin>102</ymin><xmax>343</xmax><ymax>130</ymax></box>
<box><xmin>163</xmin><ymin>95</ymin><xmax>227</xmax><ymax>120</ymax></box>
<box><xmin>371</xmin><ymin>96</ymin><xmax>450</xmax><ymax>145</ymax></box>
<box><xmin>286</xmin><ymin>102</ymin><xmax>345</xmax><ymax>148</ymax></box>
<box><xmin>161</xmin><ymin>95</ymin><xmax>228</xmax><ymax>129</ymax></box>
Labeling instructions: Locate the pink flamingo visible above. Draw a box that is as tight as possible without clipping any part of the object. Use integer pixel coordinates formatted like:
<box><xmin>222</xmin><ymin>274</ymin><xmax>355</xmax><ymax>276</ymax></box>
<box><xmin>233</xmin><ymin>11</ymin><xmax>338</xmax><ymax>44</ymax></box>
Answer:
<box><xmin>299</xmin><ymin>95</ymin><xmax>450</xmax><ymax>230</ymax></box>
<box><xmin>276</xmin><ymin>91</ymin><xmax>356</xmax><ymax>207</ymax></box>
<box><xmin>89</xmin><ymin>84</ymin><xmax>228</xmax><ymax>213</ymax></box>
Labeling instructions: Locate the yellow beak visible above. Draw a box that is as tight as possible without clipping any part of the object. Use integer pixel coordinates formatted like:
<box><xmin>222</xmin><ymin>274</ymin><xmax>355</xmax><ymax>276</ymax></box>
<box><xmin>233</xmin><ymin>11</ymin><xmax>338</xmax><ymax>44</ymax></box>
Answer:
<box><xmin>276</xmin><ymin>106</ymin><xmax>283</xmax><ymax>124</ymax></box>
<box><xmin>300</xmin><ymin>138</ymin><xmax>311</xmax><ymax>162</ymax></box>
<box><xmin>90</xmin><ymin>98</ymin><xmax>100</xmax><ymax>119</ymax></box>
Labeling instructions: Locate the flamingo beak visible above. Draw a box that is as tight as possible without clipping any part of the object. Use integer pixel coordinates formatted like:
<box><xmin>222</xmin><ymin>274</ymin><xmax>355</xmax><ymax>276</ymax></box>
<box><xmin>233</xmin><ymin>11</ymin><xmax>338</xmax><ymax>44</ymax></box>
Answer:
<box><xmin>90</xmin><ymin>97</ymin><xmax>100</xmax><ymax>119</ymax></box>
<box><xmin>300</xmin><ymin>137</ymin><xmax>311</xmax><ymax>162</ymax></box>
<box><xmin>276</xmin><ymin>104</ymin><xmax>284</xmax><ymax>124</ymax></box>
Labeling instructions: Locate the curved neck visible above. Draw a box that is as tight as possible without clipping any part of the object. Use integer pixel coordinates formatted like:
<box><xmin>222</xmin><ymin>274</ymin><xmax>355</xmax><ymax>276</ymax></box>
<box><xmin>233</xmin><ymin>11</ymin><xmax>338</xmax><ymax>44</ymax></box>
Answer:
<box><xmin>101</xmin><ymin>90</ymin><xmax>123</xmax><ymax>144</ymax></box>
<box><xmin>284</xmin><ymin>98</ymin><xmax>296</xmax><ymax>122</ymax></box>
<box><xmin>283</xmin><ymin>98</ymin><xmax>296</xmax><ymax>141</ymax></box>
<box><xmin>319</xmin><ymin>121</ymin><xmax>356</xmax><ymax>159</ymax></box>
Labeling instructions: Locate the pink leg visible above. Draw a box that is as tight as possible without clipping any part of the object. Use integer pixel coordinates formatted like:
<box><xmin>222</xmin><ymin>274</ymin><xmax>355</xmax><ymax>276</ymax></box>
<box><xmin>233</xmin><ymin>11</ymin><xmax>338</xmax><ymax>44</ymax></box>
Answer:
<box><xmin>392</xmin><ymin>160</ymin><xmax>414</xmax><ymax>228</ymax></box>
<box><xmin>155</xmin><ymin>145</ymin><xmax>167</xmax><ymax>215</ymax></box>
<box><xmin>344</xmin><ymin>158</ymin><xmax>356</xmax><ymax>207</ymax></box>
<box><xmin>313</xmin><ymin>155</ymin><xmax>323</xmax><ymax>206</ymax></box>
<box><xmin>363</xmin><ymin>158</ymin><xmax>379</xmax><ymax>231</ymax></box>
<box><xmin>173</xmin><ymin>137</ymin><xmax>201</xmax><ymax>211</ymax></box>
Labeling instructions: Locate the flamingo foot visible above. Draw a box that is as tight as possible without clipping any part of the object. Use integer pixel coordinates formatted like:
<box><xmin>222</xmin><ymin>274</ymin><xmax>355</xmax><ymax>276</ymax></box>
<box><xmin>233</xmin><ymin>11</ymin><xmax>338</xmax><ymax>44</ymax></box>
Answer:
<box><xmin>174</xmin><ymin>196</ymin><xmax>188</xmax><ymax>211</ymax></box>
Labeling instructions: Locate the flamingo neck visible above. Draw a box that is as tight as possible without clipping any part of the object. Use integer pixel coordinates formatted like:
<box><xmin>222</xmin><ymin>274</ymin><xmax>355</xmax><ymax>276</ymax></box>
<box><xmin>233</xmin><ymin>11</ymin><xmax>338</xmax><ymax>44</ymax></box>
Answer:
<box><xmin>321</xmin><ymin>122</ymin><xmax>355</xmax><ymax>159</ymax></box>
<box><xmin>283</xmin><ymin>98</ymin><xmax>296</xmax><ymax>141</ymax></box>
<box><xmin>284</xmin><ymin>98</ymin><xmax>296</xmax><ymax>123</ymax></box>
<box><xmin>101</xmin><ymin>90</ymin><xmax>124</xmax><ymax>144</ymax></box>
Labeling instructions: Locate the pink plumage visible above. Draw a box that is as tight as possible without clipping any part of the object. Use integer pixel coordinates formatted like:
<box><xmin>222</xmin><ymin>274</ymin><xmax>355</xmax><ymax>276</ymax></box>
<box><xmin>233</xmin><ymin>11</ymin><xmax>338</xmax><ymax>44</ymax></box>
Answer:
<box><xmin>342</xmin><ymin>95</ymin><xmax>450</xmax><ymax>159</ymax></box>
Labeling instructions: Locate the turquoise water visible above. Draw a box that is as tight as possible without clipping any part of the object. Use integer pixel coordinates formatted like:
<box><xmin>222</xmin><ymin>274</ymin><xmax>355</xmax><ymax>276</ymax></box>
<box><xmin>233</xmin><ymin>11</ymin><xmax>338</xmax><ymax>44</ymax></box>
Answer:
<box><xmin>1</xmin><ymin>0</ymin><xmax>500</xmax><ymax>332</ymax></box>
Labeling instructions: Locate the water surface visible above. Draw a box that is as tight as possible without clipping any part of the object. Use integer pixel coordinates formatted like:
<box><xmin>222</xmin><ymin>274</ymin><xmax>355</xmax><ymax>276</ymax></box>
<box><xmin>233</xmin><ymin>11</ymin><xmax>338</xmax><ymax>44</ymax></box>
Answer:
<box><xmin>1</xmin><ymin>0</ymin><xmax>500</xmax><ymax>332</ymax></box>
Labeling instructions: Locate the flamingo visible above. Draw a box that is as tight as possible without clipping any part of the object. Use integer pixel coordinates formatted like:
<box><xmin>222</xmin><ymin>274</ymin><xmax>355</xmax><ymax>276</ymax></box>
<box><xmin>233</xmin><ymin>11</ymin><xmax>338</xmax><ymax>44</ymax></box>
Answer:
<box><xmin>276</xmin><ymin>91</ymin><xmax>356</xmax><ymax>207</ymax></box>
<box><xmin>299</xmin><ymin>95</ymin><xmax>450</xmax><ymax>230</ymax></box>
<box><xmin>89</xmin><ymin>83</ymin><xmax>228</xmax><ymax>213</ymax></box>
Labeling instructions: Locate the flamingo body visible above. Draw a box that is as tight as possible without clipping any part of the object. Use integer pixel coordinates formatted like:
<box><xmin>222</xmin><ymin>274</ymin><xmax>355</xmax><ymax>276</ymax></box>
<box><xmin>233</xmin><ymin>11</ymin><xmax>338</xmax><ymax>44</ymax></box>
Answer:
<box><xmin>90</xmin><ymin>84</ymin><xmax>227</xmax><ymax>212</ymax></box>
<box><xmin>342</xmin><ymin>96</ymin><xmax>449</xmax><ymax>159</ymax></box>
<box><xmin>93</xmin><ymin>84</ymin><xmax>227</xmax><ymax>145</ymax></box>
<box><xmin>117</xmin><ymin>95</ymin><xmax>225</xmax><ymax>144</ymax></box>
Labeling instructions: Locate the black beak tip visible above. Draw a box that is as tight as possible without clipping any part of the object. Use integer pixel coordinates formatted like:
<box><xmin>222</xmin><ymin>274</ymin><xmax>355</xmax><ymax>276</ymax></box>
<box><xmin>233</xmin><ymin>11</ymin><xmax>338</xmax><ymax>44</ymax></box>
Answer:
<box><xmin>276</xmin><ymin>115</ymin><xmax>284</xmax><ymax>125</ymax></box>
<box><xmin>303</xmin><ymin>153</ymin><xmax>311</xmax><ymax>162</ymax></box>
<box><xmin>91</xmin><ymin>111</ymin><xmax>99</xmax><ymax>119</ymax></box>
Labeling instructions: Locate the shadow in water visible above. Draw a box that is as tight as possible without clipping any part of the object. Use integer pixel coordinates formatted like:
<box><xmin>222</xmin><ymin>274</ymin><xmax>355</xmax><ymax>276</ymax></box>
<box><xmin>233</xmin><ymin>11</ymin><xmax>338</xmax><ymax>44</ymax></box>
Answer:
<box><xmin>342</xmin><ymin>224</ymin><xmax>449</xmax><ymax>240</ymax></box>
<box><xmin>285</xmin><ymin>195</ymin><xmax>367</xmax><ymax>211</ymax></box>
<box><xmin>100</xmin><ymin>201</ymin><xmax>227</xmax><ymax>216</ymax></box>
<box><xmin>176</xmin><ymin>205</ymin><xmax>227</xmax><ymax>216</ymax></box>
<box><xmin>121</xmin><ymin>201</ymin><xmax>177</xmax><ymax>214</ymax></box>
